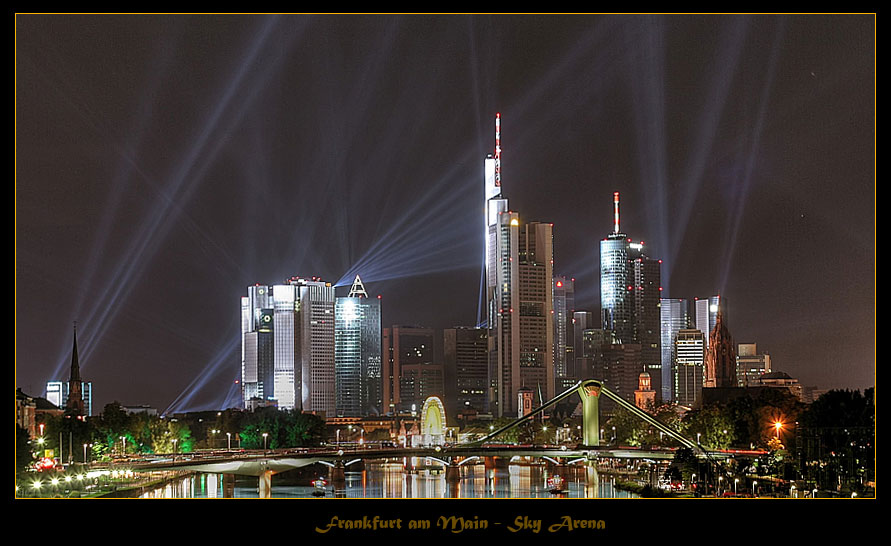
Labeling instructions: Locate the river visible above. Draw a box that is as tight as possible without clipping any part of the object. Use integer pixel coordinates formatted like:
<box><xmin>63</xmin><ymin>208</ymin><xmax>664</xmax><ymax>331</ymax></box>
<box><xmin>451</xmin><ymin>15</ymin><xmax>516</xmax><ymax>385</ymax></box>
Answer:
<box><xmin>140</xmin><ymin>460</ymin><xmax>639</xmax><ymax>498</ymax></box>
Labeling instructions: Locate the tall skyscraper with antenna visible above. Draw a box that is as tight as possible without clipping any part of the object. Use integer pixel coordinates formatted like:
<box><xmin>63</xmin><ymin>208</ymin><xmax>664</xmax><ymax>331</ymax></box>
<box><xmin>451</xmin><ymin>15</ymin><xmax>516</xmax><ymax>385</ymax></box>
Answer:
<box><xmin>599</xmin><ymin>193</ymin><xmax>662</xmax><ymax>400</ymax></box>
<box><xmin>483</xmin><ymin>114</ymin><xmax>554</xmax><ymax>416</ymax></box>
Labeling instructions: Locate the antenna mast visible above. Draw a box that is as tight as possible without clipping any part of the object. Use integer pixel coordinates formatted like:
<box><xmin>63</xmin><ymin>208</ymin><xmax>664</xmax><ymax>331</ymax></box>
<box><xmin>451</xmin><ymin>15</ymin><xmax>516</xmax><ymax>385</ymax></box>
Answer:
<box><xmin>613</xmin><ymin>191</ymin><xmax>620</xmax><ymax>234</ymax></box>
<box><xmin>494</xmin><ymin>113</ymin><xmax>502</xmax><ymax>188</ymax></box>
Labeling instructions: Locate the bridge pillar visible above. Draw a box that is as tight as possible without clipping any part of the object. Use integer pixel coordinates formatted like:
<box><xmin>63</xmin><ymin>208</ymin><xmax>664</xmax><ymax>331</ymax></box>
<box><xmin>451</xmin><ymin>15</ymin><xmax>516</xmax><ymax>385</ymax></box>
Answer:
<box><xmin>483</xmin><ymin>456</ymin><xmax>497</xmax><ymax>471</ymax></box>
<box><xmin>577</xmin><ymin>380</ymin><xmax>601</xmax><ymax>447</ymax></box>
<box><xmin>329</xmin><ymin>462</ymin><xmax>346</xmax><ymax>486</ymax></box>
<box><xmin>445</xmin><ymin>464</ymin><xmax>461</xmax><ymax>483</ymax></box>
<box><xmin>258</xmin><ymin>470</ymin><xmax>273</xmax><ymax>499</ymax></box>
<box><xmin>222</xmin><ymin>473</ymin><xmax>236</xmax><ymax>498</ymax></box>
<box><xmin>583</xmin><ymin>460</ymin><xmax>600</xmax><ymax>498</ymax></box>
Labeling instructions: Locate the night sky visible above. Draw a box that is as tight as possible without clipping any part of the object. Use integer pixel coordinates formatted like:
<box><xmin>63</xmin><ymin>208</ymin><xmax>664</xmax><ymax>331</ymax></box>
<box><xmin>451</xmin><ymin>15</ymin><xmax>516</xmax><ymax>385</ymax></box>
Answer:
<box><xmin>15</xmin><ymin>15</ymin><xmax>874</xmax><ymax>414</ymax></box>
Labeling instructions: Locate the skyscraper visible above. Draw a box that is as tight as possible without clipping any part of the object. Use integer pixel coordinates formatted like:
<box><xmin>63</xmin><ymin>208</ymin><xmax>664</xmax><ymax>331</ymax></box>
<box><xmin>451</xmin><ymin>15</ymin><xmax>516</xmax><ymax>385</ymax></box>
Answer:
<box><xmin>241</xmin><ymin>284</ymin><xmax>273</xmax><ymax>405</ymax></box>
<box><xmin>633</xmin><ymin>254</ymin><xmax>662</xmax><ymax>397</ymax></box>
<box><xmin>674</xmin><ymin>328</ymin><xmax>705</xmax><ymax>407</ymax></box>
<box><xmin>241</xmin><ymin>277</ymin><xmax>335</xmax><ymax>413</ymax></box>
<box><xmin>572</xmin><ymin>311</ymin><xmax>596</xmax><ymax>379</ymax></box>
<box><xmin>483</xmin><ymin>115</ymin><xmax>554</xmax><ymax>416</ymax></box>
<box><xmin>660</xmin><ymin>298</ymin><xmax>691</xmax><ymax>401</ymax></box>
<box><xmin>484</xmin><ymin>113</ymin><xmax>509</xmax><ymax>330</ymax></box>
<box><xmin>599</xmin><ymin>192</ymin><xmax>661</xmax><ymax>400</ymax></box>
<box><xmin>443</xmin><ymin>327</ymin><xmax>489</xmax><ymax>417</ymax></box>
<box><xmin>553</xmin><ymin>275</ymin><xmax>575</xmax><ymax>389</ymax></box>
<box><xmin>695</xmin><ymin>295</ymin><xmax>727</xmax><ymax>351</ymax></box>
<box><xmin>334</xmin><ymin>275</ymin><xmax>382</xmax><ymax>417</ymax></box>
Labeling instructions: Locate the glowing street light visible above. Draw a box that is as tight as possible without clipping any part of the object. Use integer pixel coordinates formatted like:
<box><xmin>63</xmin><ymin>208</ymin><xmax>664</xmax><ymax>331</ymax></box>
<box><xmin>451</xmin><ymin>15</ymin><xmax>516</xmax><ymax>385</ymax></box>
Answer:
<box><xmin>774</xmin><ymin>421</ymin><xmax>783</xmax><ymax>439</ymax></box>
<box><xmin>734</xmin><ymin>478</ymin><xmax>739</xmax><ymax>496</ymax></box>
<box><xmin>226</xmin><ymin>432</ymin><xmax>231</xmax><ymax>451</ymax></box>
<box><xmin>753</xmin><ymin>480</ymin><xmax>758</xmax><ymax>497</ymax></box>
<box><xmin>262</xmin><ymin>432</ymin><xmax>269</xmax><ymax>452</ymax></box>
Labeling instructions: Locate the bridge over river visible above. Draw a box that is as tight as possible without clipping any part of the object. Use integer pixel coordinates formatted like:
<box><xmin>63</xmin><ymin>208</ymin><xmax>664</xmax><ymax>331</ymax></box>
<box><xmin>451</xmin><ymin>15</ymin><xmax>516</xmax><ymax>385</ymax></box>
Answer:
<box><xmin>96</xmin><ymin>380</ymin><xmax>763</xmax><ymax>497</ymax></box>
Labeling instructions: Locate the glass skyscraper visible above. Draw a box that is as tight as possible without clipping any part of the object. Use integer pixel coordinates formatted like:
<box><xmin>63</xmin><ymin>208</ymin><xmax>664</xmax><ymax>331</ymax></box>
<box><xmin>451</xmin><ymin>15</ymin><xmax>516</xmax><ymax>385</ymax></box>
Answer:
<box><xmin>335</xmin><ymin>275</ymin><xmax>382</xmax><ymax>417</ymax></box>
<box><xmin>241</xmin><ymin>277</ymin><xmax>335</xmax><ymax>413</ymax></box>
<box><xmin>660</xmin><ymin>298</ymin><xmax>691</xmax><ymax>401</ymax></box>
<box><xmin>600</xmin><ymin>193</ymin><xmax>661</xmax><ymax>401</ymax></box>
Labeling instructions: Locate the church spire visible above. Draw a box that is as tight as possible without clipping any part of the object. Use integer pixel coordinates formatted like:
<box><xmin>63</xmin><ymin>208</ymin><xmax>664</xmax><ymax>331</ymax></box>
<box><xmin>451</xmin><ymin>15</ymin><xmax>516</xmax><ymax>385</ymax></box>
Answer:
<box><xmin>69</xmin><ymin>322</ymin><xmax>81</xmax><ymax>383</ymax></box>
<box><xmin>66</xmin><ymin>322</ymin><xmax>85</xmax><ymax>416</ymax></box>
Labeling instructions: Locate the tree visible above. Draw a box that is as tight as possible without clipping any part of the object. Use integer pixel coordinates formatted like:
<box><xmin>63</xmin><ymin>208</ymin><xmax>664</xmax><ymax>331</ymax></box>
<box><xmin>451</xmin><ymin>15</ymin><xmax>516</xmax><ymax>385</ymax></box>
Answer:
<box><xmin>665</xmin><ymin>447</ymin><xmax>699</xmax><ymax>483</ymax></box>
<box><xmin>681</xmin><ymin>405</ymin><xmax>735</xmax><ymax>449</ymax></box>
<box><xmin>798</xmin><ymin>389</ymin><xmax>874</xmax><ymax>492</ymax></box>
<box><xmin>16</xmin><ymin>425</ymin><xmax>34</xmax><ymax>475</ymax></box>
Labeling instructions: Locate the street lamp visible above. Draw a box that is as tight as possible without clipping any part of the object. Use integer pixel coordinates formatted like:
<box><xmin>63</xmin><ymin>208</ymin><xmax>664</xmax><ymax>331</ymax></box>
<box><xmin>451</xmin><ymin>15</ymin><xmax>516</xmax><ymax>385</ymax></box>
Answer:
<box><xmin>172</xmin><ymin>438</ymin><xmax>178</xmax><ymax>461</ymax></box>
<box><xmin>718</xmin><ymin>476</ymin><xmax>724</xmax><ymax>496</ymax></box>
<box><xmin>262</xmin><ymin>432</ymin><xmax>268</xmax><ymax>453</ymax></box>
<box><xmin>774</xmin><ymin>421</ymin><xmax>783</xmax><ymax>439</ymax></box>
<box><xmin>210</xmin><ymin>429</ymin><xmax>219</xmax><ymax>449</ymax></box>
<box><xmin>83</xmin><ymin>443</ymin><xmax>88</xmax><ymax>463</ymax></box>
<box><xmin>120</xmin><ymin>436</ymin><xmax>127</xmax><ymax>455</ymax></box>
<box><xmin>226</xmin><ymin>432</ymin><xmax>231</xmax><ymax>451</ymax></box>
<box><xmin>753</xmin><ymin>480</ymin><xmax>758</xmax><ymax>497</ymax></box>
<box><xmin>734</xmin><ymin>478</ymin><xmax>739</xmax><ymax>496</ymax></box>
<box><xmin>697</xmin><ymin>432</ymin><xmax>701</xmax><ymax>445</ymax></box>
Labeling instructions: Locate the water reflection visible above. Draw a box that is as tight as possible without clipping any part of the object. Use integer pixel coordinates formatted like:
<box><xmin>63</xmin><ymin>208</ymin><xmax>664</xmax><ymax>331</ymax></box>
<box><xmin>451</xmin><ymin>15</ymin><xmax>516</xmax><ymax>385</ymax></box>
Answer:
<box><xmin>142</xmin><ymin>460</ymin><xmax>638</xmax><ymax>499</ymax></box>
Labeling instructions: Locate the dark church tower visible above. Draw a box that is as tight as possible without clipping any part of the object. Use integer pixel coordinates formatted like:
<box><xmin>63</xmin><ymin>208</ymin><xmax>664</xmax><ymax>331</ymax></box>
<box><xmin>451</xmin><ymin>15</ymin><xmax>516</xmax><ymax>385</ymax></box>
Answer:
<box><xmin>65</xmin><ymin>324</ymin><xmax>85</xmax><ymax>417</ymax></box>
<box><xmin>704</xmin><ymin>312</ymin><xmax>736</xmax><ymax>388</ymax></box>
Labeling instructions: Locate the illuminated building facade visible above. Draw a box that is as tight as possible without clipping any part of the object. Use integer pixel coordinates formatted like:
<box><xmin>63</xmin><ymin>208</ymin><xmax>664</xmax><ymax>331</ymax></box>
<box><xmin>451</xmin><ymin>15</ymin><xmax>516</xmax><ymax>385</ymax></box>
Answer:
<box><xmin>599</xmin><ymin>192</ymin><xmax>661</xmax><ymax>402</ymax></box>
<box><xmin>695</xmin><ymin>295</ymin><xmax>727</xmax><ymax>351</ymax></box>
<box><xmin>674</xmin><ymin>328</ymin><xmax>705</xmax><ymax>407</ymax></box>
<box><xmin>660</xmin><ymin>298</ymin><xmax>691</xmax><ymax>401</ymax></box>
<box><xmin>482</xmin><ymin>114</ymin><xmax>554</xmax><ymax>416</ymax></box>
<box><xmin>45</xmin><ymin>380</ymin><xmax>92</xmax><ymax>417</ymax></box>
<box><xmin>241</xmin><ymin>284</ymin><xmax>274</xmax><ymax>406</ymax></box>
<box><xmin>334</xmin><ymin>275</ymin><xmax>382</xmax><ymax>417</ymax></box>
<box><xmin>634</xmin><ymin>371</ymin><xmax>656</xmax><ymax>411</ymax></box>
<box><xmin>241</xmin><ymin>277</ymin><xmax>335</xmax><ymax>413</ymax></box>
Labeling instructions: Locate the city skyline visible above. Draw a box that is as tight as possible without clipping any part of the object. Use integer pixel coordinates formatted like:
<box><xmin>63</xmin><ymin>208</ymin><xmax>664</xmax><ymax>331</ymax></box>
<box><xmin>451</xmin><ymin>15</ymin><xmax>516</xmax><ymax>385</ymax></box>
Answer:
<box><xmin>16</xmin><ymin>15</ymin><xmax>874</xmax><ymax>413</ymax></box>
